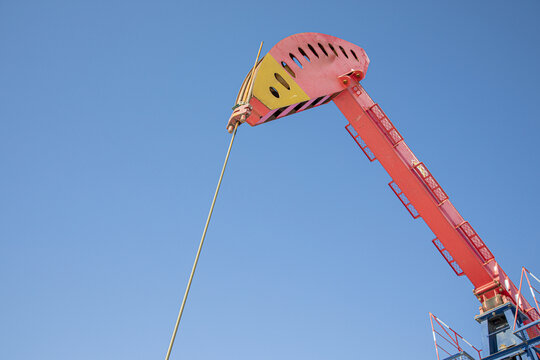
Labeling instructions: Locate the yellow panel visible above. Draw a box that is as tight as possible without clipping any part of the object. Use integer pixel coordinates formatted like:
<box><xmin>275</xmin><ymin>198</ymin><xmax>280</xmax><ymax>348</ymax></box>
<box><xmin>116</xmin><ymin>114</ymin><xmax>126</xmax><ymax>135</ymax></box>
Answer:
<box><xmin>252</xmin><ymin>54</ymin><xmax>310</xmax><ymax>110</ymax></box>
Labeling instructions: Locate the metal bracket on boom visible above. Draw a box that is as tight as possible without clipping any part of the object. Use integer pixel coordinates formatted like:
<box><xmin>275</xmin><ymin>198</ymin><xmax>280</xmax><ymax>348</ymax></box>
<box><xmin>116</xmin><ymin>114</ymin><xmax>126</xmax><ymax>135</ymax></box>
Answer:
<box><xmin>432</xmin><ymin>238</ymin><xmax>465</xmax><ymax>276</ymax></box>
<box><xmin>338</xmin><ymin>70</ymin><xmax>365</xmax><ymax>88</ymax></box>
<box><xmin>389</xmin><ymin>180</ymin><xmax>421</xmax><ymax>219</ymax></box>
<box><xmin>345</xmin><ymin>123</ymin><xmax>376</xmax><ymax>161</ymax></box>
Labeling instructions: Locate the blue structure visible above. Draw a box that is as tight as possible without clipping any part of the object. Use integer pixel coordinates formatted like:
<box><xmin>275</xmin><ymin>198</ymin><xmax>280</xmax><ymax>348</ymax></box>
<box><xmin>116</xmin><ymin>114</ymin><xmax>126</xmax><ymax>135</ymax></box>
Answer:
<box><xmin>473</xmin><ymin>303</ymin><xmax>540</xmax><ymax>360</ymax></box>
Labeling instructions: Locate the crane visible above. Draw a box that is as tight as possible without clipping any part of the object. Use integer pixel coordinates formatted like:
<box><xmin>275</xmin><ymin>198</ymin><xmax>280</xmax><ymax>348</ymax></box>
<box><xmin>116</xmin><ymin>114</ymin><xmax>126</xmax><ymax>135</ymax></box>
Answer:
<box><xmin>224</xmin><ymin>32</ymin><xmax>540</xmax><ymax>360</ymax></box>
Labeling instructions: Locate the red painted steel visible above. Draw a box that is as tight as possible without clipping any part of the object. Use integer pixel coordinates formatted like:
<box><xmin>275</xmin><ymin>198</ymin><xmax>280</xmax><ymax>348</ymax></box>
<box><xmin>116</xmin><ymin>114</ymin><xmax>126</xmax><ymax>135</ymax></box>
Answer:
<box><xmin>456</xmin><ymin>222</ymin><xmax>494</xmax><ymax>263</ymax></box>
<box><xmin>366</xmin><ymin>104</ymin><xmax>403</xmax><ymax>146</ymax></box>
<box><xmin>231</xmin><ymin>33</ymin><xmax>370</xmax><ymax>127</ymax></box>
<box><xmin>388</xmin><ymin>180</ymin><xmax>420</xmax><ymax>219</ymax></box>
<box><xmin>344</xmin><ymin>123</ymin><xmax>376</xmax><ymax>161</ymax></box>
<box><xmin>332</xmin><ymin>79</ymin><xmax>537</xmax><ymax>319</ymax></box>
<box><xmin>432</xmin><ymin>238</ymin><xmax>465</xmax><ymax>276</ymax></box>
<box><xmin>334</xmin><ymin>86</ymin><xmax>492</xmax><ymax>288</ymax></box>
<box><xmin>412</xmin><ymin>162</ymin><xmax>449</xmax><ymax>205</ymax></box>
<box><xmin>267</xmin><ymin>33</ymin><xmax>369</xmax><ymax>99</ymax></box>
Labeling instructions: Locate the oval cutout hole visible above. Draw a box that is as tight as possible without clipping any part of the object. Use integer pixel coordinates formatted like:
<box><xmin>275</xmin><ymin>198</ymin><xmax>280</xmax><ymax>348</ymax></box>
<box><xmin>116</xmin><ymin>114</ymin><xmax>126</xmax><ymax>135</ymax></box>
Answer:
<box><xmin>298</xmin><ymin>47</ymin><xmax>310</xmax><ymax>62</ymax></box>
<box><xmin>269</xmin><ymin>86</ymin><xmax>280</xmax><ymax>98</ymax></box>
<box><xmin>339</xmin><ymin>45</ymin><xmax>349</xmax><ymax>58</ymax></box>
<box><xmin>290</xmin><ymin>53</ymin><xmax>303</xmax><ymax>68</ymax></box>
<box><xmin>318</xmin><ymin>43</ymin><xmax>328</xmax><ymax>56</ymax></box>
<box><xmin>307</xmin><ymin>44</ymin><xmax>319</xmax><ymax>58</ymax></box>
<box><xmin>328</xmin><ymin>43</ymin><xmax>338</xmax><ymax>57</ymax></box>
<box><xmin>274</xmin><ymin>73</ymin><xmax>290</xmax><ymax>90</ymax></box>
<box><xmin>281</xmin><ymin>61</ymin><xmax>295</xmax><ymax>78</ymax></box>
<box><xmin>350</xmin><ymin>49</ymin><xmax>359</xmax><ymax>61</ymax></box>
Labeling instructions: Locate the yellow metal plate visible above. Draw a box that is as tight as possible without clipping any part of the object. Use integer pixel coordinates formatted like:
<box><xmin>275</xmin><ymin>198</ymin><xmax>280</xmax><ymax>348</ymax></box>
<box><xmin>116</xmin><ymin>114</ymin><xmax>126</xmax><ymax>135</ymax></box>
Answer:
<box><xmin>253</xmin><ymin>54</ymin><xmax>310</xmax><ymax>110</ymax></box>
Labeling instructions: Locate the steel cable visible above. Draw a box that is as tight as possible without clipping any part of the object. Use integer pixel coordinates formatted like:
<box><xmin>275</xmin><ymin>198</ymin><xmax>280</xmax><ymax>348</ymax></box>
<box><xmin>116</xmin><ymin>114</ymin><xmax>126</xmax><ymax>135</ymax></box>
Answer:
<box><xmin>164</xmin><ymin>122</ymin><xmax>239</xmax><ymax>360</ymax></box>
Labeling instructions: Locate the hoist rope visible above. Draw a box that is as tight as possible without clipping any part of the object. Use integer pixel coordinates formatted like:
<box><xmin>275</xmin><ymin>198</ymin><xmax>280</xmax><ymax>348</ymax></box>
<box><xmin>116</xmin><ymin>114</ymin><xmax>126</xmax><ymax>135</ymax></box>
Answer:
<box><xmin>245</xmin><ymin>42</ymin><xmax>264</xmax><ymax>103</ymax></box>
<box><xmin>164</xmin><ymin>41</ymin><xmax>262</xmax><ymax>360</ymax></box>
<box><xmin>164</xmin><ymin>122</ymin><xmax>239</xmax><ymax>360</ymax></box>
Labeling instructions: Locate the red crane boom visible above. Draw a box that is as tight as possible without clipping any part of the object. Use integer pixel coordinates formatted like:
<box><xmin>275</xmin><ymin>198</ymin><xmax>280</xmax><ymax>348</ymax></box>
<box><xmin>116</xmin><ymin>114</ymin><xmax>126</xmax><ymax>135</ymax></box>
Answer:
<box><xmin>226</xmin><ymin>32</ymin><xmax>539</xmax><ymax>326</ymax></box>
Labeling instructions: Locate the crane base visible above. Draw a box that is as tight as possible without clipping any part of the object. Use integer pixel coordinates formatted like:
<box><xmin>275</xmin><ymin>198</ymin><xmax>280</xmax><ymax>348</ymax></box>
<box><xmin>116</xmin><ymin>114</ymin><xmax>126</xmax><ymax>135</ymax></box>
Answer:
<box><xmin>475</xmin><ymin>303</ymin><xmax>540</xmax><ymax>360</ymax></box>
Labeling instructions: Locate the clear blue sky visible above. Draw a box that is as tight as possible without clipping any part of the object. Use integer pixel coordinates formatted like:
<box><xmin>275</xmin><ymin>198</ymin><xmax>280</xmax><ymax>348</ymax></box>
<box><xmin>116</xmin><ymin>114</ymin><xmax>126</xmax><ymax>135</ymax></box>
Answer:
<box><xmin>1</xmin><ymin>1</ymin><xmax>539</xmax><ymax>359</ymax></box>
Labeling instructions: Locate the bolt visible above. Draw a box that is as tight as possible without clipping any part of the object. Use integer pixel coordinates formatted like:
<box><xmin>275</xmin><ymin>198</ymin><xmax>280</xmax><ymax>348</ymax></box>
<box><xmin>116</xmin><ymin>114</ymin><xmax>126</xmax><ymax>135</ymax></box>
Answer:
<box><xmin>342</xmin><ymin>78</ymin><xmax>349</xmax><ymax>84</ymax></box>
<box><xmin>355</xmin><ymin>73</ymin><xmax>362</xmax><ymax>78</ymax></box>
